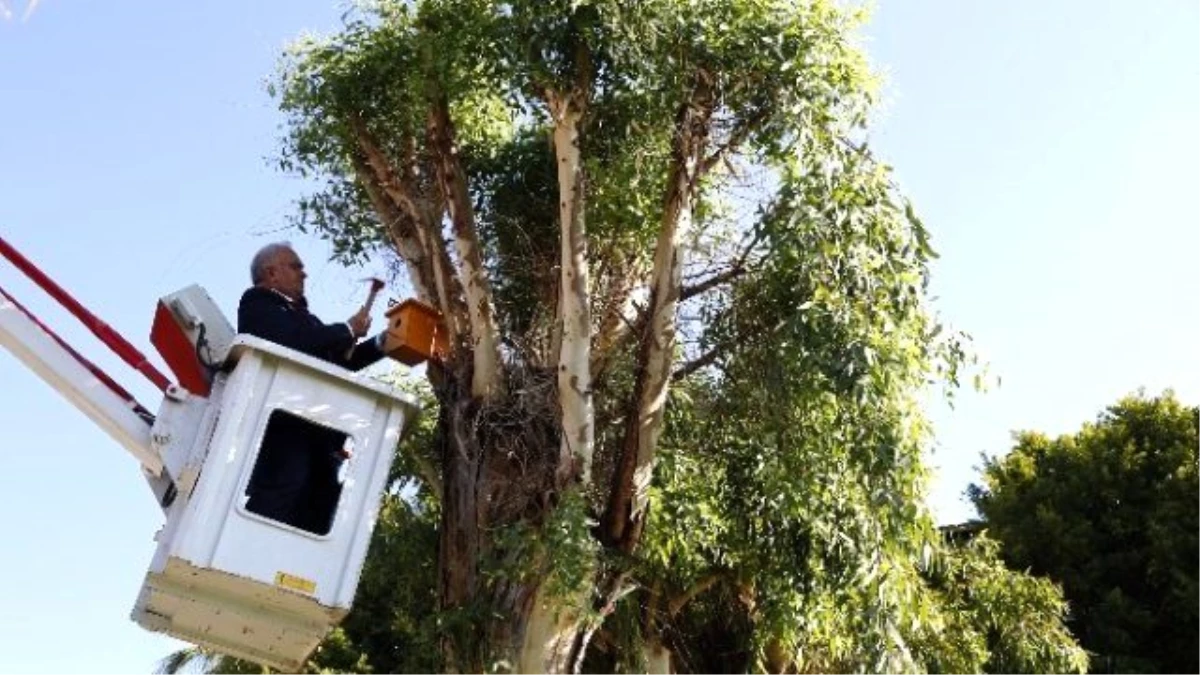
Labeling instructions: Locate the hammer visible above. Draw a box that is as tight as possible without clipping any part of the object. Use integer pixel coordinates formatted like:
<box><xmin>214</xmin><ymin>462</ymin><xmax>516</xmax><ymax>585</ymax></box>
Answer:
<box><xmin>360</xmin><ymin>276</ymin><xmax>386</xmax><ymax>315</ymax></box>
<box><xmin>346</xmin><ymin>277</ymin><xmax>386</xmax><ymax>359</ymax></box>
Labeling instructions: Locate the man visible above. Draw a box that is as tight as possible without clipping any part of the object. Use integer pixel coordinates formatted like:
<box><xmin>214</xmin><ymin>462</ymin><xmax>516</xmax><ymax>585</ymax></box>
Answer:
<box><xmin>237</xmin><ymin>242</ymin><xmax>384</xmax><ymax>369</ymax></box>
<box><xmin>237</xmin><ymin>242</ymin><xmax>386</xmax><ymax>533</ymax></box>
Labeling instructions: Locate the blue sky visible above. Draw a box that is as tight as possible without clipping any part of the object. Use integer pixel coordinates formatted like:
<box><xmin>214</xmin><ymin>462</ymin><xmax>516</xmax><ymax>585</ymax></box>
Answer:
<box><xmin>864</xmin><ymin>0</ymin><xmax>1199</xmax><ymax>523</ymax></box>
<box><xmin>0</xmin><ymin>1</ymin><xmax>1195</xmax><ymax>672</ymax></box>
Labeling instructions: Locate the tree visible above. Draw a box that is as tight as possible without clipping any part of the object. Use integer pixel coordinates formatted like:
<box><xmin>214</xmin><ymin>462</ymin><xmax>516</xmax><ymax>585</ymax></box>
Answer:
<box><xmin>165</xmin><ymin>0</ymin><xmax>1089</xmax><ymax>671</ymax></box>
<box><xmin>969</xmin><ymin>391</ymin><xmax>1199</xmax><ymax>673</ymax></box>
<box><xmin>910</xmin><ymin>533</ymin><xmax>1088</xmax><ymax>674</ymax></box>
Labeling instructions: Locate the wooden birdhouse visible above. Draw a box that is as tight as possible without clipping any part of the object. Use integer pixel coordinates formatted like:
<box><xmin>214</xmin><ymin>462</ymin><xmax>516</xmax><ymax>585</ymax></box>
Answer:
<box><xmin>382</xmin><ymin>299</ymin><xmax>448</xmax><ymax>365</ymax></box>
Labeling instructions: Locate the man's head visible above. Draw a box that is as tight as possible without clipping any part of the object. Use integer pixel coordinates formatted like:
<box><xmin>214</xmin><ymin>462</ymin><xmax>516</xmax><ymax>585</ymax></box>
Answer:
<box><xmin>250</xmin><ymin>242</ymin><xmax>306</xmax><ymax>300</ymax></box>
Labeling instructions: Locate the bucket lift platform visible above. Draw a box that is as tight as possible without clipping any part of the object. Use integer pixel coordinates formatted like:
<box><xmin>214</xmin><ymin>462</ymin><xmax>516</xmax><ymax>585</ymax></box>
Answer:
<box><xmin>0</xmin><ymin>237</ymin><xmax>423</xmax><ymax>672</ymax></box>
<box><xmin>133</xmin><ymin>335</ymin><xmax>419</xmax><ymax>671</ymax></box>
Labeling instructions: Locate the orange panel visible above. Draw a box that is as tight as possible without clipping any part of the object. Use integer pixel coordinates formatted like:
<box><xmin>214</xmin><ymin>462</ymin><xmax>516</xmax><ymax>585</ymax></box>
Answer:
<box><xmin>150</xmin><ymin>301</ymin><xmax>211</xmax><ymax>396</ymax></box>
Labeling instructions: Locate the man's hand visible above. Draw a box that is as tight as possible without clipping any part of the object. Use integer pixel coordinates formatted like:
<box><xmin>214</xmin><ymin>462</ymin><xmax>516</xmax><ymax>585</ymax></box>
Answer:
<box><xmin>347</xmin><ymin>307</ymin><xmax>372</xmax><ymax>337</ymax></box>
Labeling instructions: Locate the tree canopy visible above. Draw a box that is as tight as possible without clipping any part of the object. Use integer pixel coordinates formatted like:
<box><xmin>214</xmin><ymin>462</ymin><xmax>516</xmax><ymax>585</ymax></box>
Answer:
<box><xmin>166</xmin><ymin>1</ymin><xmax>1089</xmax><ymax>671</ymax></box>
<box><xmin>970</xmin><ymin>391</ymin><xmax>1199</xmax><ymax>673</ymax></box>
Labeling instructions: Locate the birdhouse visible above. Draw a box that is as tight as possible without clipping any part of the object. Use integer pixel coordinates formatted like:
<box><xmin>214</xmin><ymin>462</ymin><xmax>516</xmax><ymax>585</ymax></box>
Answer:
<box><xmin>131</xmin><ymin>335</ymin><xmax>420</xmax><ymax>671</ymax></box>
<box><xmin>382</xmin><ymin>298</ymin><xmax>448</xmax><ymax>365</ymax></box>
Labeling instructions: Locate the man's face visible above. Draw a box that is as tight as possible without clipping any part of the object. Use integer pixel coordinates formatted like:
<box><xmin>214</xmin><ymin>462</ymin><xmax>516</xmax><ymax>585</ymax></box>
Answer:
<box><xmin>265</xmin><ymin>248</ymin><xmax>306</xmax><ymax>299</ymax></box>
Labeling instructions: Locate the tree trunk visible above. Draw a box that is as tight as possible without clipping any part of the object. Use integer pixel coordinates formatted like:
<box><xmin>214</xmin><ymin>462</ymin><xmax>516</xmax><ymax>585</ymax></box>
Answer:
<box><xmin>437</xmin><ymin>385</ymin><xmax>484</xmax><ymax>672</ymax></box>
<box><xmin>549</xmin><ymin>92</ymin><xmax>594</xmax><ymax>483</ymax></box>
<box><xmin>435</xmin><ymin>366</ymin><xmax>596</xmax><ymax>673</ymax></box>
<box><xmin>645</xmin><ymin>640</ymin><xmax>673</xmax><ymax>674</ymax></box>
<box><xmin>765</xmin><ymin>638</ymin><xmax>793</xmax><ymax>674</ymax></box>
<box><xmin>517</xmin><ymin>584</ymin><xmax>590</xmax><ymax>674</ymax></box>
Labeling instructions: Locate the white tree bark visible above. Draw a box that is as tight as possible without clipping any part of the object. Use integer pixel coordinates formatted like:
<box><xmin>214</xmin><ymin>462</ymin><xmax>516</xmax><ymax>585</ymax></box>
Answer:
<box><xmin>549</xmin><ymin>92</ymin><xmax>594</xmax><ymax>482</ymax></box>
<box><xmin>429</xmin><ymin>102</ymin><xmax>504</xmax><ymax>398</ymax></box>
<box><xmin>631</xmin><ymin>165</ymin><xmax>693</xmax><ymax>519</ymax></box>
<box><xmin>517</xmin><ymin>586</ymin><xmax>583</xmax><ymax>674</ymax></box>
<box><xmin>450</xmin><ymin>225</ymin><xmax>503</xmax><ymax>396</ymax></box>
<box><xmin>599</xmin><ymin>73</ymin><xmax>716</xmax><ymax>550</ymax></box>
<box><xmin>609</xmin><ymin>77</ymin><xmax>713</xmax><ymax>540</ymax></box>
<box><xmin>645</xmin><ymin>640</ymin><xmax>673</xmax><ymax>674</ymax></box>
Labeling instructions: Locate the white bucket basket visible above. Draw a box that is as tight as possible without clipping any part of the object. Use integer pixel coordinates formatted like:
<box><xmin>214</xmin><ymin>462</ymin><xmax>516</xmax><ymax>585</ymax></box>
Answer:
<box><xmin>132</xmin><ymin>335</ymin><xmax>420</xmax><ymax>671</ymax></box>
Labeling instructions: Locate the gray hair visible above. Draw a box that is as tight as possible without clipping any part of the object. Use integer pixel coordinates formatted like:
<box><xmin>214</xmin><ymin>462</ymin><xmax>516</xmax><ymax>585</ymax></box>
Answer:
<box><xmin>249</xmin><ymin>241</ymin><xmax>294</xmax><ymax>284</ymax></box>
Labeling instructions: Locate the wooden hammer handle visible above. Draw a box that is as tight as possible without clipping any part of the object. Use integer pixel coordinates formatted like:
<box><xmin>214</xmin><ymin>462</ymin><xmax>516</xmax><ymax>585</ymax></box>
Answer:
<box><xmin>362</xmin><ymin>286</ymin><xmax>382</xmax><ymax>313</ymax></box>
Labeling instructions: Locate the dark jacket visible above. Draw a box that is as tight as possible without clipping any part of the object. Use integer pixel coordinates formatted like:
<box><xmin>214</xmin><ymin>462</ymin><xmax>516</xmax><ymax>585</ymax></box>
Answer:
<box><xmin>237</xmin><ymin>286</ymin><xmax>384</xmax><ymax>371</ymax></box>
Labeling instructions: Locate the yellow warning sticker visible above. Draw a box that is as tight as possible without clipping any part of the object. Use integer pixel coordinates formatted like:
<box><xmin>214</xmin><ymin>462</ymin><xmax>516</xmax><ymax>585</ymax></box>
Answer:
<box><xmin>274</xmin><ymin>571</ymin><xmax>317</xmax><ymax>595</ymax></box>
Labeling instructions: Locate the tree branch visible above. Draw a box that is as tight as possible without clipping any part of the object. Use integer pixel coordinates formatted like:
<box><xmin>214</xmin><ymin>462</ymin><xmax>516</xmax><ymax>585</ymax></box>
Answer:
<box><xmin>347</xmin><ymin>115</ymin><xmax>467</xmax><ymax>336</ymax></box>
<box><xmin>427</xmin><ymin>93</ymin><xmax>504</xmax><ymax>398</ymax></box>
<box><xmin>603</xmin><ymin>70</ymin><xmax>716</xmax><ymax>552</ymax></box>
<box><xmin>672</xmin><ymin>343</ymin><xmax>724</xmax><ymax>381</ymax></box>
<box><xmin>546</xmin><ymin>84</ymin><xmax>595</xmax><ymax>484</ymax></box>
<box><xmin>678</xmin><ymin>223</ymin><xmax>766</xmax><ymax>302</ymax></box>
<box><xmin>679</xmin><ymin>265</ymin><xmax>744</xmax><ymax>303</ymax></box>
<box><xmin>700</xmin><ymin>107</ymin><xmax>772</xmax><ymax>176</ymax></box>
<box><xmin>589</xmin><ymin>267</ymin><xmax>642</xmax><ymax>380</ymax></box>
<box><xmin>349</xmin><ymin>115</ymin><xmax>422</xmax><ymax>223</ymax></box>
<box><xmin>348</xmin><ymin>150</ymin><xmax>438</xmax><ymax>305</ymax></box>
<box><xmin>410</xmin><ymin>450</ymin><xmax>444</xmax><ymax>504</ymax></box>
<box><xmin>667</xmin><ymin>573</ymin><xmax>722</xmax><ymax>618</ymax></box>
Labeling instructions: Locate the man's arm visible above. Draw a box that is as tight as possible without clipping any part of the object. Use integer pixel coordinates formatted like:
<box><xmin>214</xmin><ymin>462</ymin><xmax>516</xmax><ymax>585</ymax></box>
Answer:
<box><xmin>237</xmin><ymin>288</ymin><xmax>354</xmax><ymax>359</ymax></box>
<box><xmin>342</xmin><ymin>333</ymin><xmax>387</xmax><ymax>372</ymax></box>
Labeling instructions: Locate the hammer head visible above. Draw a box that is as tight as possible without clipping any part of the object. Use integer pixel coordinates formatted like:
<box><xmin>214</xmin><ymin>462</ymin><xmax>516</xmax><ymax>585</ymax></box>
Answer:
<box><xmin>360</xmin><ymin>277</ymin><xmax>386</xmax><ymax>313</ymax></box>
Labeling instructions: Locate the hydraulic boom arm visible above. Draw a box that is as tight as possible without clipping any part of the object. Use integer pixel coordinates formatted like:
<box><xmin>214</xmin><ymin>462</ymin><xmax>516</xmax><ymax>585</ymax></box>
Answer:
<box><xmin>0</xmin><ymin>236</ymin><xmax>177</xmax><ymax>507</ymax></box>
<box><xmin>0</xmin><ymin>285</ymin><xmax>163</xmax><ymax>475</ymax></box>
